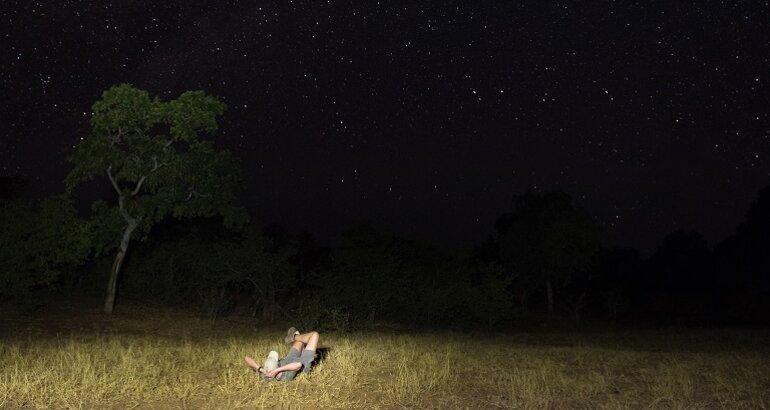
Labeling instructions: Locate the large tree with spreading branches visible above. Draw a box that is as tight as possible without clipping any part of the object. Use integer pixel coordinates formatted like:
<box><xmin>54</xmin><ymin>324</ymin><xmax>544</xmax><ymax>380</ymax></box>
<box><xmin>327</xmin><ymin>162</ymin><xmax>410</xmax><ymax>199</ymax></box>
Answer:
<box><xmin>66</xmin><ymin>84</ymin><xmax>247</xmax><ymax>314</ymax></box>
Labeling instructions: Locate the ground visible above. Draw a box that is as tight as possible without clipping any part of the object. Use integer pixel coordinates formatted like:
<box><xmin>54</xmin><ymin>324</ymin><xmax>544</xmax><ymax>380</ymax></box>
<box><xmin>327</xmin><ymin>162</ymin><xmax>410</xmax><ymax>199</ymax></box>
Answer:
<box><xmin>1</xmin><ymin>298</ymin><xmax>769</xmax><ymax>409</ymax></box>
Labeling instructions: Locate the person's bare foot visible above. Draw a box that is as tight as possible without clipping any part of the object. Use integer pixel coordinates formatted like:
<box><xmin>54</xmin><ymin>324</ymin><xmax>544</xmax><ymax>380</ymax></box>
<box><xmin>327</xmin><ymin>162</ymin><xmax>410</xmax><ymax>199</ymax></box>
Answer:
<box><xmin>244</xmin><ymin>356</ymin><xmax>261</xmax><ymax>372</ymax></box>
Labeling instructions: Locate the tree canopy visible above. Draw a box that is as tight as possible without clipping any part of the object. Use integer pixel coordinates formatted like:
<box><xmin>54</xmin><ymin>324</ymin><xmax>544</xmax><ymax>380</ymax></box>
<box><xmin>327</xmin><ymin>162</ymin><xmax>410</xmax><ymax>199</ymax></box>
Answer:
<box><xmin>496</xmin><ymin>190</ymin><xmax>600</xmax><ymax>313</ymax></box>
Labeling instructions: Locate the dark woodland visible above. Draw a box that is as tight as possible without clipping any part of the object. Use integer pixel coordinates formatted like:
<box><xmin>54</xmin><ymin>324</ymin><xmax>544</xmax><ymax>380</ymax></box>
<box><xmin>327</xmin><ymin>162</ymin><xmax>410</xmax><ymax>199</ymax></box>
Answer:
<box><xmin>3</xmin><ymin>140</ymin><xmax>769</xmax><ymax>329</ymax></box>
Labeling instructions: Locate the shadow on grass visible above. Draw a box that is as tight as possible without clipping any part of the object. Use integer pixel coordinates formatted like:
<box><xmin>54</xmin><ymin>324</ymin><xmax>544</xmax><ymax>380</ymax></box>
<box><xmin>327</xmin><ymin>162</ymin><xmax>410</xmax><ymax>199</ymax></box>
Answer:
<box><xmin>313</xmin><ymin>346</ymin><xmax>331</xmax><ymax>367</ymax></box>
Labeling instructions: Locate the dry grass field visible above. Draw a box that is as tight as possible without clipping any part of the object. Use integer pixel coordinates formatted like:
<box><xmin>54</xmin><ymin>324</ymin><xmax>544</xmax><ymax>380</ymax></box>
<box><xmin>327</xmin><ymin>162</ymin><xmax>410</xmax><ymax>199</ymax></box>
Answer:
<box><xmin>1</xmin><ymin>302</ymin><xmax>769</xmax><ymax>409</ymax></box>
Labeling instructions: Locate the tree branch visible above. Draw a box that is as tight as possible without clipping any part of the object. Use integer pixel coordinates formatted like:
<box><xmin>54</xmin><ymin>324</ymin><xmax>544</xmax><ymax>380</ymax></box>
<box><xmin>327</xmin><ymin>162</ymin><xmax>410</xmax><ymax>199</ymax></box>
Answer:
<box><xmin>131</xmin><ymin>176</ymin><xmax>148</xmax><ymax>197</ymax></box>
<box><xmin>106</xmin><ymin>166</ymin><xmax>122</xmax><ymax>197</ymax></box>
<box><xmin>108</xmin><ymin>127</ymin><xmax>124</xmax><ymax>146</ymax></box>
<box><xmin>186</xmin><ymin>189</ymin><xmax>210</xmax><ymax>201</ymax></box>
<box><xmin>108</xmin><ymin>165</ymin><xmax>134</xmax><ymax>224</ymax></box>
<box><xmin>130</xmin><ymin>157</ymin><xmax>164</xmax><ymax>197</ymax></box>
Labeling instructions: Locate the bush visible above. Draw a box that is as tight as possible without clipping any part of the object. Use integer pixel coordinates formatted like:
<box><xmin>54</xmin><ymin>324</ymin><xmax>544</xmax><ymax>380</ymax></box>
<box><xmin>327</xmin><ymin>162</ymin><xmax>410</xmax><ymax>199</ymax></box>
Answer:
<box><xmin>291</xmin><ymin>295</ymin><xmax>352</xmax><ymax>333</ymax></box>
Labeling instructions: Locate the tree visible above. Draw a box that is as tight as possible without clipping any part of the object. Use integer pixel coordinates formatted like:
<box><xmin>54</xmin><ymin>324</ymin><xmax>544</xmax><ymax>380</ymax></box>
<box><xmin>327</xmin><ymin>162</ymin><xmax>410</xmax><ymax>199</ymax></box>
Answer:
<box><xmin>467</xmin><ymin>262</ymin><xmax>516</xmax><ymax>329</ymax></box>
<box><xmin>649</xmin><ymin>229</ymin><xmax>711</xmax><ymax>292</ymax></box>
<box><xmin>66</xmin><ymin>84</ymin><xmax>246</xmax><ymax>314</ymax></box>
<box><xmin>592</xmin><ymin>247</ymin><xmax>643</xmax><ymax>320</ymax></box>
<box><xmin>497</xmin><ymin>191</ymin><xmax>600</xmax><ymax>314</ymax></box>
<box><xmin>207</xmin><ymin>231</ymin><xmax>297</xmax><ymax>322</ymax></box>
<box><xmin>711</xmin><ymin>185</ymin><xmax>770</xmax><ymax>324</ymax></box>
<box><xmin>0</xmin><ymin>196</ymin><xmax>91</xmax><ymax>300</ymax></box>
<box><xmin>321</xmin><ymin>225</ymin><xmax>405</xmax><ymax>323</ymax></box>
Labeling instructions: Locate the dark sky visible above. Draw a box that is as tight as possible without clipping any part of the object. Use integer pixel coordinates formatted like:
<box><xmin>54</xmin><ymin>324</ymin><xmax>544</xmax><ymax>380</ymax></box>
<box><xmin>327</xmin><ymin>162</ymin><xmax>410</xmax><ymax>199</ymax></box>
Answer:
<box><xmin>2</xmin><ymin>1</ymin><xmax>769</xmax><ymax>254</ymax></box>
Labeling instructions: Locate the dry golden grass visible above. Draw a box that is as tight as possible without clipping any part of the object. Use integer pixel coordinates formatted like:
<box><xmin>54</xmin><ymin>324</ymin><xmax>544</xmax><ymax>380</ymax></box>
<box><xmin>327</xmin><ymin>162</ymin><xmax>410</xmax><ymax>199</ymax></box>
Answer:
<box><xmin>1</xmin><ymin>306</ymin><xmax>769</xmax><ymax>409</ymax></box>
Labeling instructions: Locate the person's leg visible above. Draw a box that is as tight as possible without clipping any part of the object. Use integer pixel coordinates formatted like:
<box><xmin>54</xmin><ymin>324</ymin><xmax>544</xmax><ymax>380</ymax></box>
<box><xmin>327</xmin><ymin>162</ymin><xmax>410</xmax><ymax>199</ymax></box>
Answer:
<box><xmin>290</xmin><ymin>339</ymin><xmax>304</xmax><ymax>352</ymax></box>
<box><xmin>288</xmin><ymin>331</ymin><xmax>319</xmax><ymax>373</ymax></box>
<box><xmin>291</xmin><ymin>331</ymin><xmax>319</xmax><ymax>352</ymax></box>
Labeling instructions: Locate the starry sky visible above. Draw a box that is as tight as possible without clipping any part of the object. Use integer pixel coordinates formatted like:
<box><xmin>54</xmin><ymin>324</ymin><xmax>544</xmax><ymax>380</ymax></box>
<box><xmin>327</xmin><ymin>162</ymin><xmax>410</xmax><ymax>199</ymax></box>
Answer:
<box><xmin>2</xmin><ymin>1</ymin><xmax>769</xmax><ymax>253</ymax></box>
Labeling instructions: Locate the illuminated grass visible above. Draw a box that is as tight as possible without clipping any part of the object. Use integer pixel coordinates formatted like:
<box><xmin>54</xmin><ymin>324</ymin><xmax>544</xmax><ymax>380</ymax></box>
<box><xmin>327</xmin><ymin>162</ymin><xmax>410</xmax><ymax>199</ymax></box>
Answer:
<box><xmin>1</xmin><ymin>310</ymin><xmax>768</xmax><ymax>409</ymax></box>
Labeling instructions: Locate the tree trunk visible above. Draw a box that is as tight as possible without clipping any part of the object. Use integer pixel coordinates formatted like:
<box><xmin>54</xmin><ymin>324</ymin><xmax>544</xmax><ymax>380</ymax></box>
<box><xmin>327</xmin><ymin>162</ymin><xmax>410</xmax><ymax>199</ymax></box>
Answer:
<box><xmin>104</xmin><ymin>220</ymin><xmax>137</xmax><ymax>314</ymax></box>
<box><xmin>518</xmin><ymin>288</ymin><xmax>528</xmax><ymax>313</ymax></box>
<box><xmin>164</xmin><ymin>256</ymin><xmax>176</xmax><ymax>303</ymax></box>
<box><xmin>546</xmin><ymin>280</ymin><xmax>554</xmax><ymax>314</ymax></box>
<box><xmin>262</xmin><ymin>285</ymin><xmax>275</xmax><ymax>323</ymax></box>
<box><xmin>573</xmin><ymin>292</ymin><xmax>586</xmax><ymax>323</ymax></box>
<box><xmin>368</xmin><ymin>306</ymin><xmax>377</xmax><ymax>323</ymax></box>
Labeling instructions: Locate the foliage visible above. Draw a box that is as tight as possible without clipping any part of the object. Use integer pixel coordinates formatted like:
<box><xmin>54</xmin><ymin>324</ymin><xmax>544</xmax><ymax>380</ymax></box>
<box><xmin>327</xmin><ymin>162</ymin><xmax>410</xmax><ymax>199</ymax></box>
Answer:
<box><xmin>496</xmin><ymin>190</ymin><xmax>600</xmax><ymax>312</ymax></box>
<box><xmin>120</xmin><ymin>237</ymin><xmax>207</xmax><ymax>304</ymax></box>
<box><xmin>303</xmin><ymin>227</ymin><xmax>519</xmax><ymax>329</ymax></box>
<box><xmin>197</xmin><ymin>278</ymin><xmax>237</xmax><ymax>323</ymax></box>
<box><xmin>65</xmin><ymin>83</ymin><xmax>247</xmax><ymax>313</ymax></box>
<box><xmin>465</xmin><ymin>262</ymin><xmax>517</xmax><ymax>329</ymax></box>
<box><xmin>590</xmin><ymin>247</ymin><xmax>643</xmax><ymax>320</ymax></box>
<box><xmin>291</xmin><ymin>295</ymin><xmax>352</xmax><ymax>332</ymax></box>
<box><xmin>205</xmin><ymin>231</ymin><xmax>297</xmax><ymax>322</ymax></box>
<box><xmin>318</xmin><ymin>225</ymin><xmax>406</xmax><ymax>323</ymax></box>
<box><xmin>0</xmin><ymin>196</ymin><xmax>91</xmax><ymax>299</ymax></box>
<box><xmin>114</xmin><ymin>222</ymin><xmax>298</xmax><ymax>322</ymax></box>
<box><xmin>87</xmin><ymin>201</ymin><xmax>125</xmax><ymax>257</ymax></box>
<box><xmin>66</xmin><ymin>83</ymin><xmax>246</xmax><ymax>242</ymax></box>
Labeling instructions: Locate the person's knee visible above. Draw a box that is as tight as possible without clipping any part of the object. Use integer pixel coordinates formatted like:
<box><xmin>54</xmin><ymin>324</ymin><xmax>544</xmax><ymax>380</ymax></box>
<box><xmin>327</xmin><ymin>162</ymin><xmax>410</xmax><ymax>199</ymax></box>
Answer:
<box><xmin>306</xmin><ymin>331</ymin><xmax>320</xmax><ymax>345</ymax></box>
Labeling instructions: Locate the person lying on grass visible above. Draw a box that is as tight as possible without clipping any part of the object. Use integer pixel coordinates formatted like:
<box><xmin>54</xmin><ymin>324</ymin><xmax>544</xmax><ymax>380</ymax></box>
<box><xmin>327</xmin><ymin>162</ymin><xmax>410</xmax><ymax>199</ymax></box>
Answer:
<box><xmin>244</xmin><ymin>327</ymin><xmax>319</xmax><ymax>381</ymax></box>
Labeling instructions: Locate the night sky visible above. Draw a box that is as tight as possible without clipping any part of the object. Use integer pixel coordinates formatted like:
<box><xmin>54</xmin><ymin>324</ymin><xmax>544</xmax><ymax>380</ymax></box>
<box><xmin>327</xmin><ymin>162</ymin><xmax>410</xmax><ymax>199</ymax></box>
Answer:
<box><xmin>2</xmin><ymin>1</ymin><xmax>768</xmax><ymax>253</ymax></box>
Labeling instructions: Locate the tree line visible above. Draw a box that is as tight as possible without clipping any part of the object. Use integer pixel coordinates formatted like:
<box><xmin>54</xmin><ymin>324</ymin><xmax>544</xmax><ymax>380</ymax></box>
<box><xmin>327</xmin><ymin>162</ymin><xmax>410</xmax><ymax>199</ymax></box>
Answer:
<box><xmin>1</xmin><ymin>84</ymin><xmax>768</xmax><ymax>329</ymax></box>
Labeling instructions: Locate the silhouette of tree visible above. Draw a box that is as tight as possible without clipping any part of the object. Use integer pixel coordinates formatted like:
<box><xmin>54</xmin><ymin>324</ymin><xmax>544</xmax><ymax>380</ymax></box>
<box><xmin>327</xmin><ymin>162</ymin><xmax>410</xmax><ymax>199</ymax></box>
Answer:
<box><xmin>712</xmin><ymin>185</ymin><xmax>770</xmax><ymax>323</ymax></box>
<box><xmin>644</xmin><ymin>229</ymin><xmax>712</xmax><ymax>322</ymax></box>
<box><xmin>592</xmin><ymin>247</ymin><xmax>643</xmax><ymax>320</ymax></box>
<box><xmin>326</xmin><ymin>225</ymin><xmax>404</xmax><ymax>323</ymax></box>
<box><xmin>649</xmin><ymin>229</ymin><xmax>711</xmax><ymax>292</ymax></box>
<box><xmin>496</xmin><ymin>191</ymin><xmax>600</xmax><ymax>314</ymax></box>
<box><xmin>207</xmin><ymin>230</ymin><xmax>296</xmax><ymax>322</ymax></box>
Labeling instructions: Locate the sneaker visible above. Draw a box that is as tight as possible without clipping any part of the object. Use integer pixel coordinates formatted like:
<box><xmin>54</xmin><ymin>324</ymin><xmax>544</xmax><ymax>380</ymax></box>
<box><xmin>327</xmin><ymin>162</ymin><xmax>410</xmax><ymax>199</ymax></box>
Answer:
<box><xmin>284</xmin><ymin>327</ymin><xmax>299</xmax><ymax>344</ymax></box>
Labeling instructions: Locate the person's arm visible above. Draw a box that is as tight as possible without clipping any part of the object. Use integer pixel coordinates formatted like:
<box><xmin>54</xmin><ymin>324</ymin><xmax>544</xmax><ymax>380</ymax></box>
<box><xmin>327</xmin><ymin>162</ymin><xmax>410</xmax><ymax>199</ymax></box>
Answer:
<box><xmin>265</xmin><ymin>361</ymin><xmax>302</xmax><ymax>379</ymax></box>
